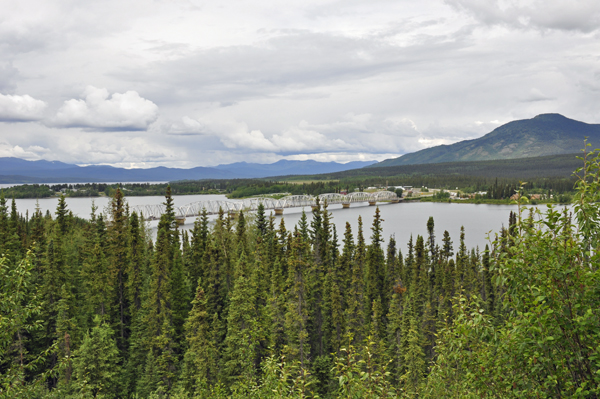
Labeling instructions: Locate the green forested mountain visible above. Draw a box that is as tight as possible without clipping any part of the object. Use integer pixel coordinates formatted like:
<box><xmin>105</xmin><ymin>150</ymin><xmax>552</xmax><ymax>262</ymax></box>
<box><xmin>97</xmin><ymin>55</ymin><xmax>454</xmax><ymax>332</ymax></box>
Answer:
<box><xmin>376</xmin><ymin>113</ymin><xmax>600</xmax><ymax>167</ymax></box>
<box><xmin>1</xmin><ymin>152</ymin><xmax>599</xmax><ymax>398</ymax></box>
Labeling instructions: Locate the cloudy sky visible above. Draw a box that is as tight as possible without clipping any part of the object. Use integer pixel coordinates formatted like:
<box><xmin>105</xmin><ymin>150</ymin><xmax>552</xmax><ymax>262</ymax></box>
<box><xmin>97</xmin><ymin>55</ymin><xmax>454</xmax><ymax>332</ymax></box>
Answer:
<box><xmin>0</xmin><ymin>0</ymin><xmax>599</xmax><ymax>168</ymax></box>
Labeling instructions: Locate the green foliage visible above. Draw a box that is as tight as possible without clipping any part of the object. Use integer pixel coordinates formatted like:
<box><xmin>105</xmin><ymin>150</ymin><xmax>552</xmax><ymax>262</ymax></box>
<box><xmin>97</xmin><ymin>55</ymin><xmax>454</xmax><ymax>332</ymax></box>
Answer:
<box><xmin>432</xmin><ymin>190</ymin><xmax>450</xmax><ymax>200</ymax></box>
<box><xmin>0</xmin><ymin>251</ymin><xmax>64</xmax><ymax>398</ymax></box>
<box><xmin>70</xmin><ymin>316</ymin><xmax>121</xmax><ymax>398</ymax></box>
<box><xmin>424</xmin><ymin>148</ymin><xmax>600</xmax><ymax>398</ymax></box>
<box><xmin>0</xmin><ymin>184</ymin><xmax>54</xmax><ymax>199</ymax></box>
<box><xmin>334</xmin><ymin>337</ymin><xmax>398</xmax><ymax>398</ymax></box>
<box><xmin>293</xmin><ymin>153</ymin><xmax>581</xmax><ymax>194</ymax></box>
<box><xmin>2</xmin><ymin>152</ymin><xmax>600</xmax><ymax>397</ymax></box>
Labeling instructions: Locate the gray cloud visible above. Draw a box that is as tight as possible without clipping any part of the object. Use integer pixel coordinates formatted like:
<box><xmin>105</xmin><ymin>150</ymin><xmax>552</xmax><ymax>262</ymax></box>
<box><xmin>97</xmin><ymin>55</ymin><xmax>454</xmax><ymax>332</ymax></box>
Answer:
<box><xmin>446</xmin><ymin>0</ymin><xmax>600</xmax><ymax>32</ymax></box>
<box><xmin>168</xmin><ymin>113</ymin><xmax>427</xmax><ymax>158</ymax></box>
<box><xmin>0</xmin><ymin>63</ymin><xmax>19</xmax><ymax>93</ymax></box>
<box><xmin>115</xmin><ymin>26</ymin><xmax>467</xmax><ymax>105</ymax></box>
<box><xmin>521</xmin><ymin>88</ymin><xmax>555</xmax><ymax>103</ymax></box>
<box><xmin>0</xmin><ymin>0</ymin><xmax>599</xmax><ymax>167</ymax></box>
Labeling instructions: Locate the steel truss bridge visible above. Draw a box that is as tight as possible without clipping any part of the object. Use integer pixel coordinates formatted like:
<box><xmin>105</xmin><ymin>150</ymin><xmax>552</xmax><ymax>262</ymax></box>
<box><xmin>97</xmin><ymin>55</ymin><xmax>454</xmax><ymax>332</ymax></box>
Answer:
<box><xmin>131</xmin><ymin>191</ymin><xmax>401</xmax><ymax>221</ymax></box>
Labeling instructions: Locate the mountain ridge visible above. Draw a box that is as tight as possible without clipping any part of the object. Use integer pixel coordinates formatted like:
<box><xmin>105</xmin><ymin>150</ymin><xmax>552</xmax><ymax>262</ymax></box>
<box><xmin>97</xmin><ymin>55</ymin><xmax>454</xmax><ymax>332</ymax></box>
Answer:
<box><xmin>0</xmin><ymin>158</ymin><xmax>377</xmax><ymax>183</ymax></box>
<box><xmin>375</xmin><ymin>114</ymin><xmax>600</xmax><ymax>167</ymax></box>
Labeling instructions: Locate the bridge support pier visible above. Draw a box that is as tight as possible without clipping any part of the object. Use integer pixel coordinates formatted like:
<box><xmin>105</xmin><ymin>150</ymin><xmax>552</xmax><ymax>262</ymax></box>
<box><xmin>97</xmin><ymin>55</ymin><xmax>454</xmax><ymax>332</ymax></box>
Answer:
<box><xmin>311</xmin><ymin>205</ymin><xmax>319</xmax><ymax>211</ymax></box>
<box><xmin>391</xmin><ymin>199</ymin><xmax>400</xmax><ymax>203</ymax></box>
<box><xmin>175</xmin><ymin>216</ymin><xmax>186</xmax><ymax>225</ymax></box>
<box><xmin>274</xmin><ymin>208</ymin><xmax>284</xmax><ymax>215</ymax></box>
<box><xmin>342</xmin><ymin>203</ymin><xmax>350</xmax><ymax>208</ymax></box>
<box><xmin>368</xmin><ymin>201</ymin><xmax>376</xmax><ymax>206</ymax></box>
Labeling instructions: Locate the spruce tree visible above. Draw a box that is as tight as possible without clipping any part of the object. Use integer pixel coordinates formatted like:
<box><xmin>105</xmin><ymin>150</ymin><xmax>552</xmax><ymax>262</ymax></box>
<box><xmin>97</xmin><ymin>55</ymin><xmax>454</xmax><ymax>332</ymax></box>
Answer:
<box><xmin>403</xmin><ymin>314</ymin><xmax>425</xmax><ymax>395</ymax></box>
<box><xmin>284</xmin><ymin>232</ymin><xmax>310</xmax><ymax>369</ymax></box>
<box><xmin>385</xmin><ymin>236</ymin><xmax>399</xmax><ymax>301</ymax></box>
<box><xmin>71</xmin><ymin>316</ymin><xmax>121</xmax><ymax>398</ymax></box>
<box><xmin>367</xmin><ymin>297</ymin><xmax>387</xmax><ymax>372</ymax></box>
<box><xmin>345</xmin><ymin>216</ymin><xmax>366</xmax><ymax>345</ymax></box>
<box><xmin>339</xmin><ymin>222</ymin><xmax>354</xmax><ymax>296</ymax></box>
<box><xmin>81</xmin><ymin>241</ymin><xmax>111</xmax><ymax>320</ymax></box>
<box><xmin>255</xmin><ymin>203</ymin><xmax>267</xmax><ymax>237</ymax></box>
<box><xmin>365</xmin><ymin>207</ymin><xmax>386</xmax><ymax>330</ymax></box>
<box><xmin>190</xmin><ymin>208</ymin><xmax>209</xmax><ymax>296</ymax></box>
<box><xmin>222</xmin><ymin>252</ymin><xmax>258</xmax><ymax>390</ymax></box>
<box><xmin>454</xmin><ymin>226</ymin><xmax>468</xmax><ymax>291</ymax></box>
<box><xmin>0</xmin><ymin>194</ymin><xmax>8</xmax><ymax>258</ymax></box>
<box><xmin>29</xmin><ymin>202</ymin><xmax>46</xmax><ymax>287</ymax></box>
<box><xmin>143</xmin><ymin>224</ymin><xmax>178</xmax><ymax>394</ymax></box>
<box><xmin>441</xmin><ymin>229</ymin><xmax>453</xmax><ymax>261</ymax></box>
<box><xmin>481</xmin><ymin>244</ymin><xmax>495</xmax><ymax>315</ymax></box>
<box><xmin>267</xmin><ymin>256</ymin><xmax>287</xmax><ymax>357</ymax></box>
<box><xmin>298</xmin><ymin>210</ymin><xmax>309</xmax><ymax>243</ymax></box>
<box><xmin>426</xmin><ymin>216</ymin><xmax>436</xmax><ymax>261</ymax></box>
<box><xmin>126</xmin><ymin>211</ymin><xmax>146</xmax><ymax>314</ymax></box>
<box><xmin>386</xmin><ymin>289</ymin><xmax>405</xmax><ymax>384</ymax></box>
<box><xmin>327</xmin><ymin>277</ymin><xmax>344</xmax><ymax>356</ymax></box>
<box><xmin>426</xmin><ymin>217</ymin><xmax>438</xmax><ymax>298</ymax></box>
<box><xmin>0</xmin><ymin>195</ymin><xmax>21</xmax><ymax>262</ymax></box>
<box><xmin>7</xmin><ymin>198</ymin><xmax>22</xmax><ymax>261</ymax></box>
<box><xmin>181</xmin><ymin>283</ymin><xmax>216</xmax><ymax>394</ymax></box>
<box><xmin>108</xmin><ymin>188</ymin><xmax>130</xmax><ymax>352</ymax></box>
<box><xmin>404</xmin><ymin>235</ymin><xmax>414</xmax><ymax>292</ymax></box>
<box><xmin>411</xmin><ymin>235</ymin><xmax>427</xmax><ymax>317</ymax></box>
<box><xmin>307</xmin><ymin>203</ymin><xmax>330</xmax><ymax>359</ymax></box>
<box><xmin>171</xmin><ymin>232</ymin><xmax>190</xmax><ymax>348</ymax></box>
<box><xmin>40</xmin><ymin>203</ymin><xmax>70</xmax><ymax>387</ymax></box>
<box><xmin>235</xmin><ymin>210</ymin><xmax>247</xmax><ymax>256</ymax></box>
<box><xmin>55</xmin><ymin>194</ymin><xmax>69</xmax><ymax>236</ymax></box>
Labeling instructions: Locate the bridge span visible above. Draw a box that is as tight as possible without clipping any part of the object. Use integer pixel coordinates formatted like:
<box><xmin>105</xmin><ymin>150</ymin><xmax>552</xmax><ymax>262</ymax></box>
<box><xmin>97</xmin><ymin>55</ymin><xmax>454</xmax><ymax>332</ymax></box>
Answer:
<box><xmin>131</xmin><ymin>191</ymin><xmax>401</xmax><ymax>221</ymax></box>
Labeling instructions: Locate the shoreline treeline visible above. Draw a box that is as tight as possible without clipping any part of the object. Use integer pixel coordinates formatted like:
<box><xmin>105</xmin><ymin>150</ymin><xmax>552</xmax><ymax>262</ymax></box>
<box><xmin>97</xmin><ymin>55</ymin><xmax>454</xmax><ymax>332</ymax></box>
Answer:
<box><xmin>0</xmin><ymin>173</ymin><xmax>577</xmax><ymax>200</ymax></box>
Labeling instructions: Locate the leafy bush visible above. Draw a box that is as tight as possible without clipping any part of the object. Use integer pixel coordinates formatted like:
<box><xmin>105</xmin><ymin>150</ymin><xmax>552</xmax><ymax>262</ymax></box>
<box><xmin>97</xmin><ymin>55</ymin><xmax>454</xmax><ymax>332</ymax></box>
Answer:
<box><xmin>424</xmin><ymin>148</ymin><xmax>600</xmax><ymax>398</ymax></box>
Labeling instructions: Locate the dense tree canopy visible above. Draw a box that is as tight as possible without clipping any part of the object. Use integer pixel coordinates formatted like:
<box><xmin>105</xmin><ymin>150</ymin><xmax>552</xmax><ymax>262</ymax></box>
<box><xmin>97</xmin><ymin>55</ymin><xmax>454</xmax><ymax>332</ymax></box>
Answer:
<box><xmin>0</xmin><ymin>149</ymin><xmax>599</xmax><ymax>398</ymax></box>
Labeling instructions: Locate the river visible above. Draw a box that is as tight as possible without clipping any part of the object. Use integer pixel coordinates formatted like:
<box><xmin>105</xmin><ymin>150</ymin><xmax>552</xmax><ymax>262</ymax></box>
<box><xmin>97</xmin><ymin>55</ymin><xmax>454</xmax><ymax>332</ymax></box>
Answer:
<box><xmin>10</xmin><ymin>194</ymin><xmax>539</xmax><ymax>250</ymax></box>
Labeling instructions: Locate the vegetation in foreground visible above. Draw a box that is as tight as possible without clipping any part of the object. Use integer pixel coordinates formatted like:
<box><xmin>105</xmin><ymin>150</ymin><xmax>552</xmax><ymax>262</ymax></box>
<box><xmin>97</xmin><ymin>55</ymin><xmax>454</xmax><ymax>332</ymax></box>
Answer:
<box><xmin>1</xmin><ymin>149</ymin><xmax>599</xmax><ymax>398</ymax></box>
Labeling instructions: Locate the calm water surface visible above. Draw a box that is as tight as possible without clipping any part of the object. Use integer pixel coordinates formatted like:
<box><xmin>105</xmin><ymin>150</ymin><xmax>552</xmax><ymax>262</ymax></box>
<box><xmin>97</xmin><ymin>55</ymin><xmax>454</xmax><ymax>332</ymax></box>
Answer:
<box><xmin>14</xmin><ymin>195</ymin><xmax>527</xmax><ymax>250</ymax></box>
<box><xmin>270</xmin><ymin>201</ymin><xmax>522</xmax><ymax>250</ymax></box>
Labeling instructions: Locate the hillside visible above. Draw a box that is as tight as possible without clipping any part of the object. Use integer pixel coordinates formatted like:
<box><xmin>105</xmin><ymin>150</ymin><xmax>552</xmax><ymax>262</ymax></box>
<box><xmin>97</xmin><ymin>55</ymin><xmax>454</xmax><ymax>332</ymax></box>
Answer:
<box><xmin>376</xmin><ymin>114</ymin><xmax>600</xmax><ymax>167</ymax></box>
<box><xmin>278</xmin><ymin>152</ymin><xmax>582</xmax><ymax>181</ymax></box>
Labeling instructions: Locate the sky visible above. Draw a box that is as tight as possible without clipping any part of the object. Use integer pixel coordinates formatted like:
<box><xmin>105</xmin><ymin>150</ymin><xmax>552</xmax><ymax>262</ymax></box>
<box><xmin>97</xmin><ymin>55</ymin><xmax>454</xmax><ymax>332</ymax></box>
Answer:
<box><xmin>0</xmin><ymin>0</ymin><xmax>599</xmax><ymax>168</ymax></box>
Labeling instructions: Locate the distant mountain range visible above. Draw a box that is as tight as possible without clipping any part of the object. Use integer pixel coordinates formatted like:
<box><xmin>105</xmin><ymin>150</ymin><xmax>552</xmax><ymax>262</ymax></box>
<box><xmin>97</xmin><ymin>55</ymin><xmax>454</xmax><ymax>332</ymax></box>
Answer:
<box><xmin>375</xmin><ymin>114</ymin><xmax>600</xmax><ymax>167</ymax></box>
<box><xmin>3</xmin><ymin>113</ymin><xmax>597</xmax><ymax>184</ymax></box>
<box><xmin>0</xmin><ymin>158</ymin><xmax>377</xmax><ymax>183</ymax></box>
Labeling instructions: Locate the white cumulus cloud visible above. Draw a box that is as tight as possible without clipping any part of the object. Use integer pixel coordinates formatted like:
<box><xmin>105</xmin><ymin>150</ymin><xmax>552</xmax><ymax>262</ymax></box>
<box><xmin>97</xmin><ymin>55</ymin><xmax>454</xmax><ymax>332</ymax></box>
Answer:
<box><xmin>52</xmin><ymin>86</ymin><xmax>158</xmax><ymax>131</ymax></box>
<box><xmin>0</xmin><ymin>93</ymin><xmax>47</xmax><ymax>122</ymax></box>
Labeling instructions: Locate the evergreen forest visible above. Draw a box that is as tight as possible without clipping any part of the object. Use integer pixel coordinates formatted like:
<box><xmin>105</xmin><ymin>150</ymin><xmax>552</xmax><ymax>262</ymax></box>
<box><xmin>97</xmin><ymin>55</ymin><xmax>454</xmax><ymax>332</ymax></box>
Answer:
<box><xmin>1</xmin><ymin>151</ymin><xmax>600</xmax><ymax>398</ymax></box>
